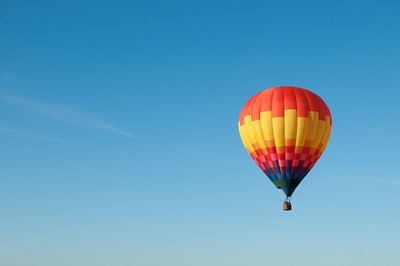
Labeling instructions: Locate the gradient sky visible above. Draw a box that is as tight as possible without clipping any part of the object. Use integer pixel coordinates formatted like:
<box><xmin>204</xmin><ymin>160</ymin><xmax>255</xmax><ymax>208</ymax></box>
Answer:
<box><xmin>1</xmin><ymin>1</ymin><xmax>400</xmax><ymax>266</ymax></box>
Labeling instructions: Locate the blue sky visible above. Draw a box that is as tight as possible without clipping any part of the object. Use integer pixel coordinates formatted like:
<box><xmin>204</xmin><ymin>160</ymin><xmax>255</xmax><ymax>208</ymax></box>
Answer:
<box><xmin>1</xmin><ymin>1</ymin><xmax>400</xmax><ymax>265</ymax></box>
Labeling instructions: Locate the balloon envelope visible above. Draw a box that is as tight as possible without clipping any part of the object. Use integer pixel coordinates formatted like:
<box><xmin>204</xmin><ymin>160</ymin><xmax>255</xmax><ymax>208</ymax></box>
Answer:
<box><xmin>238</xmin><ymin>86</ymin><xmax>332</xmax><ymax>196</ymax></box>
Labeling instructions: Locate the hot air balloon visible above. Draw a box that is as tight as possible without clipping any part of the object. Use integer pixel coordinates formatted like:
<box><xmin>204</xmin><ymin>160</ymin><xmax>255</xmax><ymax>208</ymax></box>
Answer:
<box><xmin>238</xmin><ymin>86</ymin><xmax>332</xmax><ymax>211</ymax></box>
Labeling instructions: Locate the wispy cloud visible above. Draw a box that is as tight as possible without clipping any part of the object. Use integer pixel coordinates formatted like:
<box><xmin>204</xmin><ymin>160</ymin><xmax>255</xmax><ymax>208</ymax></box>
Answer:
<box><xmin>0</xmin><ymin>94</ymin><xmax>135</xmax><ymax>138</ymax></box>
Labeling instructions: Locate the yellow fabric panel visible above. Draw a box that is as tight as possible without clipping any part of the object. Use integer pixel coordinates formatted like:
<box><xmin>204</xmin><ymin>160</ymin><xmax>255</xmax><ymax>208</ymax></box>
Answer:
<box><xmin>317</xmin><ymin>120</ymin><xmax>331</xmax><ymax>155</ymax></box>
<box><xmin>311</xmin><ymin>119</ymin><xmax>327</xmax><ymax>149</ymax></box>
<box><xmin>251</xmin><ymin>120</ymin><xmax>267</xmax><ymax>149</ymax></box>
<box><xmin>272</xmin><ymin>117</ymin><xmax>284</xmax><ymax>147</ymax></box>
<box><xmin>243</xmin><ymin>115</ymin><xmax>257</xmax><ymax>145</ymax></box>
<box><xmin>239</xmin><ymin>123</ymin><xmax>249</xmax><ymax>150</ymax></box>
<box><xmin>320</xmin><ymin>117</ymin><xmax>332</xmax><ymax>151</ymax></box>
<box><xmin>240</xmin><ymin>112</ymin><xmax>331</xmax><ymax>154</ymax></box>
<box><xmin>238</xmin><ymin>124</ymin><xmax>248</xmax><ymax>149</ymax></box>
<box><xmin>295</xmin><ymin>117</ymin><xmax>308</xmax><ymax>152</ymax></box>
<box><xmin>325</xmin><ymin>125</ymin><xmax>332</xmax><ymax>150</ymax></box>
<box><xmin>305</xmin><ymin>111</ymin><xmax>319</xmax><ymax>143</ymax></box>
<box><xmin>260</xmin><ymin>111</ymin><xmax>274</xmax><ymax>141</ymax></box>
<box><xmin>284</xmin><ymin>109</ymin><xmax>297</xmax><ymax>140</ymax></box>
<box><xmin>238</xmin><ymin>123</ymin><xmax>255</xmax><ymax>153</ymax></box>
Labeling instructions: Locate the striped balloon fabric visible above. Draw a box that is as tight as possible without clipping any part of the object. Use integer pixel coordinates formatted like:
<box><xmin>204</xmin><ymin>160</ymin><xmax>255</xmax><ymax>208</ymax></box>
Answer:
<box><xmin>238</xmin><ymin>86</ymin><xmax>332</xmax><ymax>197</ymax></box>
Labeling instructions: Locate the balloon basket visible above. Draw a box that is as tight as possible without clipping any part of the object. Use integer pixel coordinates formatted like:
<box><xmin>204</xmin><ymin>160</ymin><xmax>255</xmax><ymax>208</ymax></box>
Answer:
<box><xmin>283</xmin><ymin>198</ymin><xmax>292</xmax><ymax>211</ymax></box>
